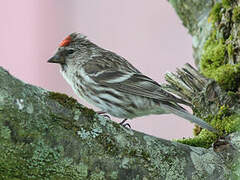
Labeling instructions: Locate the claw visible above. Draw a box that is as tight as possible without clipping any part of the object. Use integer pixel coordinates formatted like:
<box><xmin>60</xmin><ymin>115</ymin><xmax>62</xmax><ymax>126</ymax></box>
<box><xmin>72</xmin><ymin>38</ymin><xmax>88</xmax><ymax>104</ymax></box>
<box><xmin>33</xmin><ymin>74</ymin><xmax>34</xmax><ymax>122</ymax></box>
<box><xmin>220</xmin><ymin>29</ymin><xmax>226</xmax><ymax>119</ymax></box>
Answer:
<box><xmin>119</xmin><ymin>119</ymin><xmax>131</xmax><ymax>128</ymax></box>
<box><xmin>97</xmin><ymin>113</ymin><xmax>131</xmax><ymax>128</ymax></box>
<box><xmin>97</xmin><ymin>111</ymin><xmax>111</xmax><ymax>119</ymax></box>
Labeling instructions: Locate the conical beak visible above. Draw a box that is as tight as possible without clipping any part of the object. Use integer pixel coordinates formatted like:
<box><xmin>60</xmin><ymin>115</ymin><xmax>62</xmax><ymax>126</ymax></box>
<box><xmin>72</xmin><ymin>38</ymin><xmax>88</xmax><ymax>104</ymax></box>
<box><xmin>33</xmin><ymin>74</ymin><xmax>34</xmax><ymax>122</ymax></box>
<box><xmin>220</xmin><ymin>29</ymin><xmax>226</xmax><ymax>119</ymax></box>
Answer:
<box><xmin>47</xmin><ymin>56</ymin><xmax>57</xmax><ymax>63</ymax></box>
<box><xmin>47</xmin><ymin>54</ymin><xmax>65</xmax><ymax>64</ymax></box>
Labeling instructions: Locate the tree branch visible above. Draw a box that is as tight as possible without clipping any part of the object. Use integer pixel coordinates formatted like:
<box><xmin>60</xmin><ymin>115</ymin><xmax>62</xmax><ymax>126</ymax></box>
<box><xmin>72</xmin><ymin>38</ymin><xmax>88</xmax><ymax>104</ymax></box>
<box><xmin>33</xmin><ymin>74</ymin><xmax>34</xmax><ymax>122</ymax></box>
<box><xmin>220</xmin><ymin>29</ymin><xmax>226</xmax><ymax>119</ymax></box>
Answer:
<box><xmin>0</xmin><ymin>66</ymin><xmax>238</xmax><ymax>179</ymax></box>
<box><xmin>1</xmin><ymin>0</ymin><xmax>240</xmax><ymax>179</ymax></box>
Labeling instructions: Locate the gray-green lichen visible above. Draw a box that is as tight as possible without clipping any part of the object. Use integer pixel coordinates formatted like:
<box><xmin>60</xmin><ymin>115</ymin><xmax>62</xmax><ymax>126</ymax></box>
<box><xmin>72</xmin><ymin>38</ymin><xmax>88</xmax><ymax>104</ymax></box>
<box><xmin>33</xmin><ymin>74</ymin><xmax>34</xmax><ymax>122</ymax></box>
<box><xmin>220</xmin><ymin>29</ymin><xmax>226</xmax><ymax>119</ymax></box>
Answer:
<box><xmin>0</xmin><ymin>66</ymin><xmax>235</xmax><ymax>179</ymax></box>
<box><xmin>169</xmin><ymin>0</ymin><xmax>213</xmax><ymax>35</ymax></box>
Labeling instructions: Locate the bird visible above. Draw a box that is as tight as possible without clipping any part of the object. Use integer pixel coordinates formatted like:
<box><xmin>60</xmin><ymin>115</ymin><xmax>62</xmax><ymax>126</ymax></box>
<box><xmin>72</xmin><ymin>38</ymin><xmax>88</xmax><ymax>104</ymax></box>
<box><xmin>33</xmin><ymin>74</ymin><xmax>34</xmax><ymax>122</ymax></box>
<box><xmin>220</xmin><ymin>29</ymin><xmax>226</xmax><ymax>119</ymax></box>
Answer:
<box><xmin>48</xmin><ymin>32</ymin><xmax>217</xmax><ymax>133</ymax></box>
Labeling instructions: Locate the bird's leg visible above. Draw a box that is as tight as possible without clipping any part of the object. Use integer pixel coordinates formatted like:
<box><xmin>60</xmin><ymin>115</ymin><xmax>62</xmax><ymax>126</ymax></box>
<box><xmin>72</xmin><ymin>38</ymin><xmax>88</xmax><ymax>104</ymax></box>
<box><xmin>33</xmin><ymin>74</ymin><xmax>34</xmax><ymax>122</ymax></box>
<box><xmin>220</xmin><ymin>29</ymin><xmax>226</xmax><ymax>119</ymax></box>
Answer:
<box><xmin>119</xmin><ymin>119</ymin><xmax>131</xmax><ymax>128</ymax></box>
<box><xmin>97</xmin><ymin>111</ymin><xmax>111</xmax><ymax>119</ymax></box>
<box><xmin>97</xmin><ymin>112</ymin><xmax>131</xmax><ymax>128</ymax></box>
<box><xmin>97</xmin><ymin>111</ymin><xmax>106</xmax><ymax>114</ymax></box>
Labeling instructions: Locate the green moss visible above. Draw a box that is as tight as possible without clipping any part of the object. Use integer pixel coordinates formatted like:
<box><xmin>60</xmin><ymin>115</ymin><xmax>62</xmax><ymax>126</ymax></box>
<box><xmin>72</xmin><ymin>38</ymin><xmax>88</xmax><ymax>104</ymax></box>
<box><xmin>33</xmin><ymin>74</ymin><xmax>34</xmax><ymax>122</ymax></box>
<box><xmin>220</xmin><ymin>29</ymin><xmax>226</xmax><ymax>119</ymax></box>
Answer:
<box><xmin>0</xmin><ymin>122</ymin><xmax>11</xmax><ymax>140</ymax></box>
<box><xmin>89</xmin><ymin>171</ymin><xmax>105</xmax><ymax>180</ymax></box>
<box><xmin>232</xmin><ymin>6</ymin><xmax>240</xmax><ymax>23</ymax></box>
<box><xmin>193</xmin><ymin>125</ymin><xmax>202</xmax><ymax>136</ymax></box>
<box><xmin>200</xmin><ymin>30</ymin><xmax>240</xmax><ymax>91</ymax></box>
<box><xmin>214</xmin><ymin>64</ymin><xmax>240</xmax><ymax>91</ymax></box>
<box><xmin>81</xmin><ymin>107</ymin><xmax>96</xmax><ymax>119</ymax></box>
<box><xmin>211</xmin><ymin>109</ymin><xmax>240</xmax><ymax>133</ymax></box>
<box><xmin>227</xmin><ymin>43</ymin><xmax>233</xmax><ymax>58</ymax></box>
<box><xmin>0</xmin><ymin>108</ymin><xmax>93</xmax><ymax>179</ymax></box>
<box><xmin>209</xmin><ymin>0</ymin><xmax>236</xmax><ymax>22</ymax></box>
<box><xmin>141</xmin><ymin>151</ymin><xmax>151</xmax><ymax>162</ymax></box>
<box><xmin>209</xmin><ymin>2</ymin><xmax>223</xmax><ymax>24</ymax></box>
<box><xmin>200</xmin><ymin>37</ymin><xmax>226</xmax><ymax>78</ymax></box>
<box><xmin>96</xmin><ymin>134</ymin><xmax>119</xmax><ymax>156</ymax></box>
<box><xmin>201</xmin><ymin>1</ymin><xmax>240</xmax><ymax>91</ymax></box>
<box><xmin>0</xmin><ymin>136</ymin><xmax>90</xmax><ymax>179</ymax></box>
<box><xmin>178</xmin><ymin>105</ymin><xmax>240</xmax><ymax>148</ymax></box>
<box><xmin>177</xmin><ymin>130</ymin><xmax>217</xmax><ymax>148</ymax></box>
<box><xmin>48</xmin><ymin>92</ymin><xmax>96</xmax><ymax>119</ymax></box>
<box><xmin>76</xmin><ymin>163</ymin><xmax>88</xmax><ymax>178</ymax></box>
<box><xmin>222</xmin><ymin>0</ymin><xmax>232</xmax><ymax>9</ymax></box>
<box><xmin>48</xmin><ymin>92</ymin><xmax>78</xmax><ymax>109</ymax></box>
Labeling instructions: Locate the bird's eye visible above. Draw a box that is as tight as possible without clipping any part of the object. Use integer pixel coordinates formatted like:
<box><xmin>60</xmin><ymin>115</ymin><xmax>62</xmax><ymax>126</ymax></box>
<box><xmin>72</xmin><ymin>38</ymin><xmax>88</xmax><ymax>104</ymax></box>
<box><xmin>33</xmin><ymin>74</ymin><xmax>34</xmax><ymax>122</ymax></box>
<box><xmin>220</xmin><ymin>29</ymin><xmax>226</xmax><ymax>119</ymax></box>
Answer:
<box><xmin>67</xmin><ymin>49</ymin><xmax>74</xmax><ymax>54</ymax></box>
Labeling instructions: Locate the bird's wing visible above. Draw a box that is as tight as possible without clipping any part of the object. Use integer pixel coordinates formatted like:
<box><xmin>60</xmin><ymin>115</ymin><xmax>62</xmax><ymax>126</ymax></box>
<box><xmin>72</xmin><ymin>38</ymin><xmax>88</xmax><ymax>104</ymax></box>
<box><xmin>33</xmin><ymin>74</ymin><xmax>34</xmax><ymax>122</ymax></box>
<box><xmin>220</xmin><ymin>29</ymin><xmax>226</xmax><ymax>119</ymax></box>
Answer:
<box><xmin>82</xmin><ymin>58</ymin><xmax>187</xmax><ymax>105</ymax></box>
<box><xmin>82</xmin><ymin>59</ymin><xmax>218</xmax><ymax>133</ymax></box>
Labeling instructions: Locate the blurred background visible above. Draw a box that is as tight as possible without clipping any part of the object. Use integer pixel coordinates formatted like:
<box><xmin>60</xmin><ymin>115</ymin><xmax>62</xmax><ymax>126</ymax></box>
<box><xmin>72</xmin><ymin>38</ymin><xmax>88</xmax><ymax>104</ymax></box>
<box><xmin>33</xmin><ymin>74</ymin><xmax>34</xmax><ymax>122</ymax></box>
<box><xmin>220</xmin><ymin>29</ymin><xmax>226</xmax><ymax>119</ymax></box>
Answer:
<box><xmin>1</xmin><ymin>0</ymin><xmax>194</xmax><ymax>139</ymax></box>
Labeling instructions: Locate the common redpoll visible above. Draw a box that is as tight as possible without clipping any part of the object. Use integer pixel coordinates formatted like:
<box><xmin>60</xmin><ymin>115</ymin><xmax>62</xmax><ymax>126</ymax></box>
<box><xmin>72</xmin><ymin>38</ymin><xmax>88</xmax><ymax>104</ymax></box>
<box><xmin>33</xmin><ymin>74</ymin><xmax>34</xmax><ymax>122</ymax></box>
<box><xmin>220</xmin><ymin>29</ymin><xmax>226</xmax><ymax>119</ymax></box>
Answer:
<box><xmin>48</xmin><ymin>33</ymin><xmax>217</xmax><ymax>132</ymax></box>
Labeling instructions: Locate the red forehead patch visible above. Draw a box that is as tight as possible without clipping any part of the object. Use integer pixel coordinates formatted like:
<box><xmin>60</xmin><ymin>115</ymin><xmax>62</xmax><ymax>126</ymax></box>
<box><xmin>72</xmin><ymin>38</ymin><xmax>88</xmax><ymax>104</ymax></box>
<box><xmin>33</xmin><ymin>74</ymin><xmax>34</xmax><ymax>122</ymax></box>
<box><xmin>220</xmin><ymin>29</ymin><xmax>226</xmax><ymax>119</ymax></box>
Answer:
<box><xmin>59</xmin><ymin>35</ymin><xmax>72</xmax><ymax>47</ymax></box>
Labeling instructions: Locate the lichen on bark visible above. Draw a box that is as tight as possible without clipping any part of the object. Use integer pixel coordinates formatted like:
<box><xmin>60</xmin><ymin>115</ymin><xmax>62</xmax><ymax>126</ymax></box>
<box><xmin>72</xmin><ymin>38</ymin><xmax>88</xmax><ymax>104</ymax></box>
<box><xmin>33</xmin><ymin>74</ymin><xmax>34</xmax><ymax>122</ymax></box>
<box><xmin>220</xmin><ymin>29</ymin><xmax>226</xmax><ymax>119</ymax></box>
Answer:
<box><xmin>0</xmin><ymin>65</ymin><xmax>238</xmax><ymax>179</ymax></box>
<box><xmin>1</xmin><ymin>0</ymin><xmax>240</xmax><ymax>179</ymax></box>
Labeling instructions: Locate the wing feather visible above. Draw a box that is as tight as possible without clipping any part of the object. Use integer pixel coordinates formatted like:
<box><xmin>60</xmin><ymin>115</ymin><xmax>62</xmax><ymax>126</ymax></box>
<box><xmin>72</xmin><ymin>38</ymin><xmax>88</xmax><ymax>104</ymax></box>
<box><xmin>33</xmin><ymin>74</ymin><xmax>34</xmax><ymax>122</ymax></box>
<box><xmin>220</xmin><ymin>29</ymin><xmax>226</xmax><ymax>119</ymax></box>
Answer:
<box><xmin>82</xmin><ymin>58</ymin><xmax>188</xmax><ymax>105</ymax></box>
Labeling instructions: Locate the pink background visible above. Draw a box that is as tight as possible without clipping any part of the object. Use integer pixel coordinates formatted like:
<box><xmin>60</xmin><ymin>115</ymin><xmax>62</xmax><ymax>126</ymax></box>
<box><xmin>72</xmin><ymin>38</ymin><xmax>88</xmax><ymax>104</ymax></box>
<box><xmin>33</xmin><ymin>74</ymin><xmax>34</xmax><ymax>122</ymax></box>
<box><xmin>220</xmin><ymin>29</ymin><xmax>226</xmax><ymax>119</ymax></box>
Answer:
<box><xmin>1</xmin><ymin>0</ymin><xmax>195</xmax><ymax>139</ymax></box>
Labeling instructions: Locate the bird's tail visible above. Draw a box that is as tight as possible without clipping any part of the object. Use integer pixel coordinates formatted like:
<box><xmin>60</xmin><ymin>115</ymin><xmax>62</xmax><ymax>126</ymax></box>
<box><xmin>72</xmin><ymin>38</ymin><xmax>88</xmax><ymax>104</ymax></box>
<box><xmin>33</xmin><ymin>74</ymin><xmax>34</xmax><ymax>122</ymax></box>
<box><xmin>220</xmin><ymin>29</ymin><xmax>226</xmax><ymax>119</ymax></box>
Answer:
<box><xmin>161</xmin><ymin>104</ymin><xmax>218</xmax><ymax>133</ymax></box>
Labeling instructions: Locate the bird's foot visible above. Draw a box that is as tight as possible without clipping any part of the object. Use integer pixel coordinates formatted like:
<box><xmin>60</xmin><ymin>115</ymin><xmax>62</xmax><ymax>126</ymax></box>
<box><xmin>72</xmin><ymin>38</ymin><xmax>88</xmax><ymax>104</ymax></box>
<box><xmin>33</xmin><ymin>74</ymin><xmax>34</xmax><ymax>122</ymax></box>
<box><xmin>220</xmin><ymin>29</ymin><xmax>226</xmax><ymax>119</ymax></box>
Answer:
<box><xmin>97</xmin><ymin>112</ymin><xmax>131</xmax><ymax>128</ymax></box>
<box><xmin>119</xmin><ymin>119</ymin><xmax>131</xmax><ymax>128</ymax></box>
<box><xmin>97</xmin><ymin>111</ymin><xmax>111</xmax><ymax>119</ymax></box>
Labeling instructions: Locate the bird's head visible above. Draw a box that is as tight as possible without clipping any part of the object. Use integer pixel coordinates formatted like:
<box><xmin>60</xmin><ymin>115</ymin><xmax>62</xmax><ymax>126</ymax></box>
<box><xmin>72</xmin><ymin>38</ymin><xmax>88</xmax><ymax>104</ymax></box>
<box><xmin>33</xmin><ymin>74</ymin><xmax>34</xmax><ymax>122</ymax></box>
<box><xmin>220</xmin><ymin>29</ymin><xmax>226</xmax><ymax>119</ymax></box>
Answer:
<box><xmin>47</xmin><ymin>32</ymin><xmax>89</xmax><ymax>65</ymax></box>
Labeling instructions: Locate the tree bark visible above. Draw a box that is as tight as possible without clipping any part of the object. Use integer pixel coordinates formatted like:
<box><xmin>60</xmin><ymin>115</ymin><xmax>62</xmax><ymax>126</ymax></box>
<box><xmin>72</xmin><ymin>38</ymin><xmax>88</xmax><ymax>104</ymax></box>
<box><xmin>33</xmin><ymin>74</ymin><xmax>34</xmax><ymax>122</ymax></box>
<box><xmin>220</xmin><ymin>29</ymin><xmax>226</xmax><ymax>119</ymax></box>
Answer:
<box><xmin>0</xmin><ymin>67</ymin><xmax>238</xmax><ymax>179</ymax></box>
<box><xmin>1</xmin><ymin>0</ymin><xmax>240</xmax><ymax>179</ymax></box>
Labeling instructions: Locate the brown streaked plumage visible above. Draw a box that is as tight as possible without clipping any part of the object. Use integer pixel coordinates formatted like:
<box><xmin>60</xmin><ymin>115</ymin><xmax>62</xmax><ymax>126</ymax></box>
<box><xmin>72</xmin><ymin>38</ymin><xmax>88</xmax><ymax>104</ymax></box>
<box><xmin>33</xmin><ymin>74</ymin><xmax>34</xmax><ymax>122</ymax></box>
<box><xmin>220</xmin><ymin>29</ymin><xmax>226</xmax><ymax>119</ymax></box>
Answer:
<box><xmin>48</xmin><ymin>32</ymin><xmax>217</xmax><ymax>133</ymax></box>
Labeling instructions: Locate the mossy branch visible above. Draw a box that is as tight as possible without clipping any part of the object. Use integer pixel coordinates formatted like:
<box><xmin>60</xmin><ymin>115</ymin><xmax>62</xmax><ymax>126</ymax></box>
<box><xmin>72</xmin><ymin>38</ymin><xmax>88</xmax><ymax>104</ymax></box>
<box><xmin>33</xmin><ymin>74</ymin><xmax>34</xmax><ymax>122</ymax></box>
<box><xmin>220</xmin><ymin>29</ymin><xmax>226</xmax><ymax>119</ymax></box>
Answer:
<box><xmin>1</xmin><ymin>0</ymin><xmax>240</xmax><ymax>178</ymax></box>
<box><xmin>0</xmin><ymin>66</ymin><xmax>238</xmax><ymax>179</ymax></box>
<box><xmin>167</xmin><ymin>0</ymin><xmax>240</xmax><ymax>176</ymax></box>
<box><xmin>164</xmin><ymin>63</ymin><xmax>240</xmax><ymax>148</ymax></box>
